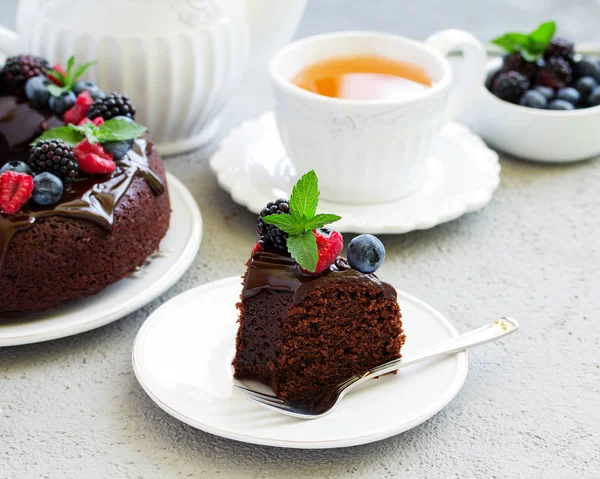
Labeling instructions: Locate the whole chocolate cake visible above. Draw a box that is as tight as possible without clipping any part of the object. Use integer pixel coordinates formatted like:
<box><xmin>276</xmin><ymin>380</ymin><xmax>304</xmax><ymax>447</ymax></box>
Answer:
<box><xmin>0</xmin><ymin>55</ymin><xmax>170</xmax><ymax>313</ymax></box>
<box><xmin>233</xmin><ymin>171</ymin><xmax>405</xmax><ymax>403</ymax></box>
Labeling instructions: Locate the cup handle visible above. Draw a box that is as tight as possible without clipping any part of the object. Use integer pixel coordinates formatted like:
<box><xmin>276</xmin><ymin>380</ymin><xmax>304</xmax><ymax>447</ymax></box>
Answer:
<box><xmin>0</xmin><ymin>26</ymin><xmax>18</xmax><ymax>63</ymax></box>
<box><xmin>425</xmin><ymin>29</ymin><xmax>487</xmax><ymax>122</ymax></box>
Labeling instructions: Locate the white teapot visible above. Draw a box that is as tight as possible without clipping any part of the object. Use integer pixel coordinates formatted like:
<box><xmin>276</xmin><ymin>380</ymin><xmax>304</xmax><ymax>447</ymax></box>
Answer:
<box><xmin>0</xmin><ymin>0</ymin><xmax>308</xmax><ymax>154</ymax></box>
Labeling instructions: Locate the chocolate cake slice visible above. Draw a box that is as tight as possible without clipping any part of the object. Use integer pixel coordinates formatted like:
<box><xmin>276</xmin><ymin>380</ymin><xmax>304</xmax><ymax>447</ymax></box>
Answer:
<box><xmin>233</xmin><ymin>245</ymin><xmax>405</xmax><ymax>402</ymax></box>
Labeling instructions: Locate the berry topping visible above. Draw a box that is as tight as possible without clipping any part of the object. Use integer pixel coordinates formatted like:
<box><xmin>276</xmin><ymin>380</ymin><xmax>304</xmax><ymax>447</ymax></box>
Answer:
<box><xmin>74</xmin><ymin>139</ymin><xmax>116</xmax><ymax>174</ymax></box>
<box><xmin>252</xmin><ymin>240</ymin><xmax>264</xmax><ymax>254</ymax></box>
<box><xmin>0</xmin><ymin>55</ymin><xmax>49</xmax><ymax>95</ymax></box>
<box><xmin>501</xmin><ymin>53</ymin><xmax>537</xmax><ymax>80</ymax></box>
<box><xmin>63</xmin><ymin>91</ymin><xmax>93</xmax><ymax>125</ymax></box>
<box><xmin>0</xmin><ymin>171</ymin><xmax>34</xmax><ymax>215</ymax></box>
<box><xmin>545</xmin><ymin>37</ymin><xmax>574</xmax><ymax>60</ymax></box>
<box><xmin>29</xmin><ymin>140</ymin><xmax>80</xmax><ymax>183</ymax></box>
<box><xmin>73</xmin><ymin>80</ymin><xmax>105</xmax><ymax>100</ymax></box>
<box><xmin>102</xmin><ymin>139</ymin><xmax>133</xmax><ymax>160</ymax></box>
<box><xmin>32</xmin><ymin>172</ymin><xmax>63</xmax><ymax>206</ymax></box>
<box><xmin>257</xmin><ymin>198</ymin><xmax>290</xmax><ymax>250</ymax></box>
<box><xmin>574</xmin><ymin>76</ymin><xmax>598</xmax><ymax>97</ymax></box>
<box><xmin>347</xmin><ymin>234</ymin><xmax>386</xmax><ymax>274</ymax></box>
<box><xmin>536</xmin><ymin>56</ymin><xmax>572</xmax><ymax>90</ymax></box>
<box><xmin>556</xmin><ymin>87</ymin><xmax>580</xmax><ymax>106</ymax></box>
<box><xmin>575</xmin><ymin>58</ymin><xmax>600</xmax><ymax>82</ymax></box>
<box><xmin>88</xmin><ymin>92</ymin><xmax>136</xmax><ymax>121</ymax></box>
<box><xmin>24</xmin><ymin>76</ymin><xmax>52</xmax><ymax>107</ymax></box>
<box><xmin>311</xmin><ymin>228</ymin><xmax>343</xmax><ymax>274</ymax></box>
<box><xmin>48</xmin><ymin>64</ymin><xmax>67</xmax><ymax>86</ymax></box>
<box><xmin>492</xmin><ymin>71</ymin><xmax>530</xmax><ymax>103</ymax></box>
<box><xmin>586</xmin><ymin>86</ymin><xmax>600</xmax><ymax>107</ymax></box>
<box><xmin>519</xmin><ymin>90</ymin><xmax>547</xmax><ymax>109</ymax></box>
<box><xmin>548</xmin><ymin>99</ymin><xmax>574</xmax><ymax>111</ymax></box>
<box><xmin>533</xmin><ymin>85</ymin><xmax>555</xmax><ymax>100</ymax></box>
<box><xmin>0</xmin><ymin>161</ymin><xmax>33</xmax><ymax>176</ymax></box>
<box><xmin>49</xmin><ymin>90</ymin><xmax>77</xmax><ymax>115</ymax></box>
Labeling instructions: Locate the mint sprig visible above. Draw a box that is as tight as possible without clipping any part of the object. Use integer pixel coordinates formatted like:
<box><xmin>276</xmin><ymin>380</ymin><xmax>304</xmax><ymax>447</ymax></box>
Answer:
<box><xmin>262</xmin><ymin>170</ymin><xmax>341</xmax><ymax>271</ymax></box>
<box><xmin>47</xmin><ymin>56</ymin><xmax>96</xmax><ymax>97</ymax></box>
<box><xmin>31</xmin><ymin>118</ymin><xmax>147</xmax><ymax>147</ymax></box>
<box><xmin>491</xmin><ymin>21</ymin><xmax>556</xmax><ymax>62</ymax></box>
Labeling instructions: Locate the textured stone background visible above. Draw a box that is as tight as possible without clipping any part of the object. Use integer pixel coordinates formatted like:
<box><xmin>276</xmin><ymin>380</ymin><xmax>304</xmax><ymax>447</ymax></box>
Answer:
<box><xmin>1</xmin><ymin>1</ymin><xmax>599</xmax><ymax>478</ymax></box>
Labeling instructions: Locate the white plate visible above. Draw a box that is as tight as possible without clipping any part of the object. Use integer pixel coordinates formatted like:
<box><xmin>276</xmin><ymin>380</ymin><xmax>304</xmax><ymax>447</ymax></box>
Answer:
<box><xmin>0</xmin><ymin>173</ymin><xmax>203</xmax><ymax>347</ymax></box>
<box><xmin>133</xmin><ymin>276</ymin><xmax>468</xmax><ymax>449</ymax></box>
<box><xmin>209</xmin><ymin>112</ymin><xmax>500</xmax><ymax>234</ymax></box>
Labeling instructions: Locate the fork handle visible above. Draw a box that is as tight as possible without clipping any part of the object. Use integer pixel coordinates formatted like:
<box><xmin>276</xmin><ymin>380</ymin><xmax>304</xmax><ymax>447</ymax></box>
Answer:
<box><xmin>365</xmin><ymin>317</ymin><xmax>519</xmax><ymax>379</ymax></box>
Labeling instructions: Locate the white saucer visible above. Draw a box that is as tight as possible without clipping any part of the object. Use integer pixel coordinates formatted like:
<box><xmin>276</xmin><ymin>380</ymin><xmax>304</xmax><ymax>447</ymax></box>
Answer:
<box><xmin>210</xmin><ymin>112</ymin><xmax>500</xmax><ymax>234</ymax></box>
<box><xmin>132</xmin><ymin>276</ymin><xmax>468</xmax><ymax>449</ymax></box>
<box><xmin>0</xmin><ymin>173</ymin><xmax>203</xmax><ymax>347</ymax></box>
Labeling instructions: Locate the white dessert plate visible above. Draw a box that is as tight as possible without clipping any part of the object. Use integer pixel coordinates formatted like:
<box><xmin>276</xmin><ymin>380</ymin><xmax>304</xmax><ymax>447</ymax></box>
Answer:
<box><xmin>209</xmin><ymin>112</ymin><xmax>500</xmax><ymax>234</ymax></box>
<box><xmin>132</xmin><ymin>276</ymin><xmax>468</xmax><ymax>449</ymax></box>
<box><xmin>0</xmin><ymin>173</ymin><xmax>202</xmax><ymax>347</ymax></box>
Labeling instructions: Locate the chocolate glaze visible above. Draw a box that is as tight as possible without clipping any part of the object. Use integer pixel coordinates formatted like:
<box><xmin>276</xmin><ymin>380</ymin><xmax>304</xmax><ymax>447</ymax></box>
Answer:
<box><xmin>0</xmin><ymin>135</ymin><xmax>165</xmax><ymax>270</ymax></box>
<box><xmin>0</xmin><ymin>95</ymin><xmax>63</xmax><ymax>163</ymax></box>
<box><xmin>242</xmin><ymin>246</ymin><xmax>397</xmax><ymax>302</ymax></box>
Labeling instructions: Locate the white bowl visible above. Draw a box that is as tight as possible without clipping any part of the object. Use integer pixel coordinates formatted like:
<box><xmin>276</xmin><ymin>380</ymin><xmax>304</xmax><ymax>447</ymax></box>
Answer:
<box><xmin>468</xmin><ymin>58</ymin><xmax>600</xmax><ymax>163</ymax></box>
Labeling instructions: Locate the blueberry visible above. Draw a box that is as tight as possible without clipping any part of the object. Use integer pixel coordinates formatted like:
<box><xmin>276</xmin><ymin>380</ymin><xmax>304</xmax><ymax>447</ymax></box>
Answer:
<box><xmin>347</xmin><ymin>234</ymin><xmax>385</xmax><ymax>274</ymax></box>
<box><xmin>48</xmin><ymin>90</ymin><xmax>77</xmax><ymax>115</ymax></box>
<box><xmin>548</xmin><ymin>99</ymin><xmax>575</xmax><ymax>110</ymax></box>
<box><xmin>102</xmin><ymin>139</ymin><xmax>133</xmax><ymax>159</ymax></box>
<box><xmin>586</xmin><ymin>86</ymin><xmax>600</xmax><ymax>107</ymax></box>
<box><xmin>73</xmin><ymin>80</ymin><xmax>105</xmax><ymax>100</ymax></box>
<box><xmin>24</xmin><ymin>76</ymin><xmax>52</xmax><ymax>107</ymax></box>
<box><xmin>575</xmin><ymin>57</ymin><xmax>600</xmax><ymax>82</ymax></box>
<box><xmin>533</xmin><ymin>86</ymin><xmax>555</xmax><ymax>100</ymax></box>
<box><xmin>0</xmin><ymin>160</ymin><xmax>33</xmax><ymax>175</ymax></box>
<box><xmin>32</xmin><ymin>172</ymin><xmax>63</xmax><ymax>206</ymax></box>
<box><xmin>556</xmin><ymin>87</ymin><xmax>581</xmax><ymax>105</ymax></box>
<box><xmin>574</xmin><ymin>76</ymin><xmax>598</xmax><ymax>97</ymax></box>
<box><xmin>519</xmin><ymin>90</ymin><xmax>547</xmax><ymax>109</ymax></box>
<box><xmin>113</xmin><ymin>115</ymin><xmax>134</xmax><ymax>123</ymax></box>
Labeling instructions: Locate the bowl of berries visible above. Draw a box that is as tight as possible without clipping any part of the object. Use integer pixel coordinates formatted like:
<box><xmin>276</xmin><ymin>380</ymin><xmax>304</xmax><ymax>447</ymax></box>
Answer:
<box><xmin>471</xmin><ymin>21</ymin><xmax>600</xmax><ymax>163</ymax></box>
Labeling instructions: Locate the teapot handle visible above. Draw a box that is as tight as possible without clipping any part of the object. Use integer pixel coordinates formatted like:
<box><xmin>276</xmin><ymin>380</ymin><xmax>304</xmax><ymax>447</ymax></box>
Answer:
<box><xmin>0</xmin><ymin>26</ymin><xmax>18</xmax><ymax>62</ymax></box>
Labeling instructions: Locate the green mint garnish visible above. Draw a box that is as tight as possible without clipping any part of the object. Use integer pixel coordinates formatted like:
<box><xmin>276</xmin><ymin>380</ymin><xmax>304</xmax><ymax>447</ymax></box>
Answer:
<box><xmin>31</xmin><ymin>119</ymin><xmax>147</xmax><ymax>147</ymax></box>
<box><xmin>47</xmin><ymin>56</ymin><xmax>96</xmax><ymax>97</ymax></box>
<box><xmin>262</xmin><ymin>170</ymin><xmax>341</xmax><ymax>271</ymax></box>
<box><xmin>491</xmin><ymin>21</ymin><xmax>556</xmax><ymax>62</ymax></box>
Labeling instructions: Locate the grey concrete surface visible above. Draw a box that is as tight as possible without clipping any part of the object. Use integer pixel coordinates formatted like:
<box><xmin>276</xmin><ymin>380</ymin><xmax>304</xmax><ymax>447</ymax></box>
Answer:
<box><xmin>1</xmin><ymin>1</ymin><xmax>599</xmax><ymax>478</ymax></box>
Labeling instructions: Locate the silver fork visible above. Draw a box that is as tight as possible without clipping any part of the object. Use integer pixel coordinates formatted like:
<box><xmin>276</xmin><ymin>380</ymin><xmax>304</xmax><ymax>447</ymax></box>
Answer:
<box><xmin>234</xmin><ymin>317</ymin><xmax>519</xmax><ymax>419</ymax></box>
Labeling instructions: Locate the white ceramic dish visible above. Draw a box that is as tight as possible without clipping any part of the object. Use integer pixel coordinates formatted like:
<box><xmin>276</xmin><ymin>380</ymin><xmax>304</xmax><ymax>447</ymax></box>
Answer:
<box><xmin>132</xmin><ymin>276</ymin><xmax>468</xmax><ymax>449</ymax></box>
<box><xmin>465</xmin><ymin>57</ymin><xmax>600</xmax><ymax>163</ymax></box>
<box><xmin>0</xmin><ymin>173</ymin><xmax>202</xmax><ymax>347</ymax></box>
<box><xmin>210</xmin><ymin>112</ymin><xmax>500</xmax><ymax>234</ymax></box>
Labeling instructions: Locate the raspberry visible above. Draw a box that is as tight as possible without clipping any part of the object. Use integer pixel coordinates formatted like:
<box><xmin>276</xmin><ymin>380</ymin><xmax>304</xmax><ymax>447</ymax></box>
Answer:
<box><xmin>0</xmin><ymin>171</ymin><xmax>34</xmax><ymax>214</ymax></box>
<box><xmin>252</xmin><ymin>240</ymin><xmax>264</xmax><ymax>254</ymax></box>
<box><xmin>87</xmin><ymin>92</ymin><xmax>136</xmax><ymax>121</ymax></box>
<box><xmin>536</xmin><ymin>57</ymin><xmax>573</xmax><ymax>90</ymax></box>
<box><xmin>501</xmin><ymin>53</ymin><xmax>537</xmax><ymax>80</ymax></box>
<box><xmin>0</xmin><ymin>55</ymin><xmax>49</xmax><ymax>95</ymax></box>
<box><xmin>545</xmin><ymin>37</ymin><xmax>574</xmax><ymax>60</ymax></box>
<box><xmin>63</xmin><ymin>91</ymin><xmax>93</xmax><ymax>125</ymax></box>
<box><xmin>47</xmin><ymin>64</ymin><xmax>67</xmax><ymax>86</ymax></box>
<box><xmin>309</xmin><ymin>228</ymin><xmax>343</xmax><ymax>274</ymax></box>
<box><xmin>491</xmin><ymin>71</ymin><xmax>530</xmax><ymax>103</ymax></box>
<box><xmin>78</xmin><ymin>116</ymin><xmax>105</xmax><ymax>126</ymax></box>
<box><xmin>29</xmin><ymin>140</ymin><xmax>80</xmax><ymax>183</ymax></box>
<box><xmin>74</xmin><ymin>139</ymin><xmax>116</xmax><ymax>174</ymax></box>
<box><xmin>257</xmin><ymin>198</ymin><xmax>290</xmax><ymax>250</ymax></box>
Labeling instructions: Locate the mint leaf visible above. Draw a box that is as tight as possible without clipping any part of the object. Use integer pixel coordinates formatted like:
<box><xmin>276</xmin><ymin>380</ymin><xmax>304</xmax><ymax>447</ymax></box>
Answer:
<box><xmin>287</xmin><ymin>231</ymin><xmax>318</xmax><ymax>272</ymax></box>
<box><xmin>98</xmin><ymin>118</ymin><xmax>147</xmax><ymax>142</ymax></box>
<box><xmin>289</xmin><ymin>170</ymin><xmax>319</xmax><ymax>219</ymax></box>
<box><xmin>31</xmin><ymin>126</ymin><xmax>84</xmax><ymax>147</ymax></box>
<box><xmin>529</xmin><ymin>21</ymin><xmax>556</xmax><ymax>47</ymax></box>
<box><xmin>47</xmin><ymin>83</ymin><xmax>66</xmax><ymax>97</ymax></box>
<box><xmin>262</xmin><ymin>214</ymin><xmax>306</xmax><ymax>235</ymax></box>
<box><xmin>305</xmin><ymin>213</ymin><xmax>342</xmax><ymax>230</ymax></box>
<box><xmin>491</xmin><ymin>32</ymin><xmax>530</xmax><ymax>54</ymax></box>
<box><xmin>491</xmin><ymin>21</ymin><xmax>557</xmax><ymax>62</ymax></box>
<box><xmin>72</xmin><ymin>60</ymin><xmax>96</xmax><ymax>84</ymax></box>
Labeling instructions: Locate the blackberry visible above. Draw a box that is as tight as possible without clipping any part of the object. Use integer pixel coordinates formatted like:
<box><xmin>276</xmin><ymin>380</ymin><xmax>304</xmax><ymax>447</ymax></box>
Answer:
<box><xmin>501</xmin><ymin>53</ymin><xmax>537</xmax><ymax>80</ymax></box>
<box><xmin>29</xmin><ymin>140</ymin><xmax>79</xmax><ymax>183</ymax></box>
<box><xmin>256</xmin><ymin>198</ymin><xmax>290</xmax><ymax>251</ymax></box>
<box><xmin>0</xmin><ymin>55</ymin><xmax>49</xmax><ymax>95</ymax></box>
<box><xmin>491</xmin><ymin>71</ymin><xmax>530</xmax><ymax>103</ymax></box>
<box><xmin>536</xmin><ymin>57</ymin><xmax>572</xmax><ymax>90</ymax></box>
<box><xmin>87</xmin><ymin>92</ymin><xmax>136</xmax><ymax>121</ymax></box>
<box><xmin>545</xmin><ymin>37</ymin><xmax>574</xmax><ymax>60</ymax></box>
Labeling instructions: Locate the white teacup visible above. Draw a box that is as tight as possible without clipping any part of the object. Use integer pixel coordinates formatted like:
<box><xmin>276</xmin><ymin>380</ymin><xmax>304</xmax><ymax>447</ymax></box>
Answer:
<box><xmin>269</xmin><ymin>30</ymin><xmax>487</xmax><ymax>204</ymax></box>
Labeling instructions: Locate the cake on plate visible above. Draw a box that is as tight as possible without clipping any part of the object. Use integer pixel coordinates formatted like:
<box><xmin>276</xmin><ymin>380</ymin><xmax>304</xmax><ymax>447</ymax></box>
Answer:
<box><xmin>233</xmin><ymin>171</ymin><xmax>405</xmax><ymax>403</ymax></box>
<box><xmin>0</xmin><ymin>55</ymin><xmax>170</xmax><ymax>313</ymax></box>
